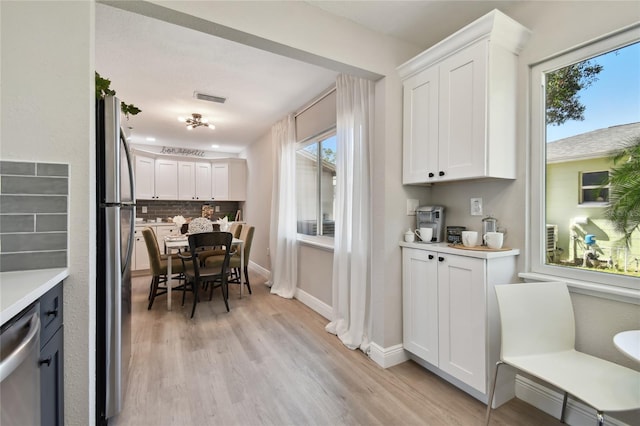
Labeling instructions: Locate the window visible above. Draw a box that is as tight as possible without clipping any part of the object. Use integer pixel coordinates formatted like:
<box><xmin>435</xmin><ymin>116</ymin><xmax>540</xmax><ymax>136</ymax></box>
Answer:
<box><xmin>579</xmin><ymin>171</ymin><xmax>609</xmax><ymax>204</ymax></box>
<box><xmin>530</xmin><ymin>27</ymin><xmax>640</xmax><ymax>289</ymax></box>
<box><xmin>296</xmin><ymin>131</ymin><xmax>337</xmax><ymax>238</ymax></box>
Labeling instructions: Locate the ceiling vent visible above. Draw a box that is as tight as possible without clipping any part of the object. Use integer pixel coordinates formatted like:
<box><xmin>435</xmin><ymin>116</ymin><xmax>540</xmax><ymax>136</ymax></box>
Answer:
<box><xmin>194</xmin><ymin>91</ymin><xmax>227</xmax><ymax>104</ymax></box>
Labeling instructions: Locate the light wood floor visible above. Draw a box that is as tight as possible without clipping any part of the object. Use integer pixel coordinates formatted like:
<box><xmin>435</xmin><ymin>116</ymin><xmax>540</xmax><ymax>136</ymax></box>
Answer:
<box><xmin>113</xmin><ymin>272</ymin><xmax>560</xmax><ymax>426</ymax></box>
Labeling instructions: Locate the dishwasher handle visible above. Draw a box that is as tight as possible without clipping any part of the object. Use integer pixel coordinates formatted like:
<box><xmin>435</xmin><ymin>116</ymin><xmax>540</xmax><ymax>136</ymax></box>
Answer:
<box><xmin>0</xmin><ymin>312</ymin><xmax>40</xmax><ymax>382</ymax></box>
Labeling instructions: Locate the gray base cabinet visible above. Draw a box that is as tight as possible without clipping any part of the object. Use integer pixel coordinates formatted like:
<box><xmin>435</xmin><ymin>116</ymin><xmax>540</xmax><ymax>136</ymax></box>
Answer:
<box><xmin>39</xmin><ymin>282</ymin><xmax>64</xmax><ymax>426</ymax></box>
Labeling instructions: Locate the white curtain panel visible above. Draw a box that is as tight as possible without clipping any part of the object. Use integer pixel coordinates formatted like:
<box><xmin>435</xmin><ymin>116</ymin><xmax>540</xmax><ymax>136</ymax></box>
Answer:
<box><xmin>325</xmin><ymin>74</ymin><xmax>374</xmax><ymax>352</ymax></box>
<box><xmin>269</xmin><ymin>114</ymin><xmax>298</xmax><ymax>298</ymax></box>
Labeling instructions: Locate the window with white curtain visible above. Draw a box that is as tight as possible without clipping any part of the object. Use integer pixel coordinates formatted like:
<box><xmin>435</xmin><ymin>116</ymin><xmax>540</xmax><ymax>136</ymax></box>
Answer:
<box><xmin>529</xmin><ymin>26</ymin><xmax>639</xmax><ymax>290</ymax></box>
<box><xmin>296</xmin><ymin>131</ymin><xmax>337</xmax><ymax>238</ymax></box>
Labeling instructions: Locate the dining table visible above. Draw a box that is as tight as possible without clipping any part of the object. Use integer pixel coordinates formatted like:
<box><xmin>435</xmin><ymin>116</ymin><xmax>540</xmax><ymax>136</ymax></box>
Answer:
<box><xmin>163</xmin><ymin>234</ymin><xmax>245</xmax><ymax>311</ymax></box>
<box><xmin>613</xmin><ymin>330</ymin><xmax>640</xmax><ymax>362</ymax></box>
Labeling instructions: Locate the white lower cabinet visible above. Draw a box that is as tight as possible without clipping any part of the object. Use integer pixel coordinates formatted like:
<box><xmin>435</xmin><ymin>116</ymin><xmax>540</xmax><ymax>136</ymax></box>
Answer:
<box><xmin>401</xmin><ymin>244</ymin><xmax>519</xmax><ymax>407</ymax></box>
<box><xmin>133</xmin><ymin>226</ymin><xmax>150</xmax><ymax>271</ymax></box>
<box><xmin>133</xmin><ymin>224</ymin><xmax>179</xmax><ymax>271</ymax></box>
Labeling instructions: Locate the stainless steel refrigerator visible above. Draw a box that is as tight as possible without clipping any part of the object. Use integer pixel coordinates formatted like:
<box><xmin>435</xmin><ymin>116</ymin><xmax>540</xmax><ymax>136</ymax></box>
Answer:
<box><xmin>96</xmin><ymin>95</ymin><xmax>135</xmax><ymax>425</ymax></box>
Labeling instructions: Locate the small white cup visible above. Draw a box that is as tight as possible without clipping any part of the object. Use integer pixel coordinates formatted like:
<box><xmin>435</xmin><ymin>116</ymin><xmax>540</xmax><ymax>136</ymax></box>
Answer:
<box><xmin>461</xmin><ymin>231</ymin><xmax>478</xmax><ymax>247</ymax></box>
<box><xmin>484</xmin><ymin>232</ymin><xmax>504</xmax><ymax>249</ymax></box>
<box><xmin>415</xmin><ymin>227</ymin><xmax>433</xmax><ymax>242</ymax></box>
<box><xmin>404</xmin><ymin>231</ymin><xmax>415</xmax><ymax>243</ymax></box>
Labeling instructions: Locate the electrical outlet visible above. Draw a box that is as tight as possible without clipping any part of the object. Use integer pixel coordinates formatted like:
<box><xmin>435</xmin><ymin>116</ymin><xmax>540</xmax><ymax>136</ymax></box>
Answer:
<box><xmin>470</xmin><ymin>198</ymin><xmax>483</xmax><ymax>216</ymax></box>
<box><xmin>266</xmin><ymin>247</ymin><xmax>270</xmax><ymax>256</ymax></box>
<box><xmin>142</xmin><ymin>206</ymin><xmax>147</xmax><ymax>213</ymax></box>
<box><xmin>407</xmin><ymin>199</ymin><xmax>419</xmax><ymax>216</ymax></box>
<box><xmin>215</xmin><ymin>205</ymin><xmax>220</xmax><ymax>212</ymax></box>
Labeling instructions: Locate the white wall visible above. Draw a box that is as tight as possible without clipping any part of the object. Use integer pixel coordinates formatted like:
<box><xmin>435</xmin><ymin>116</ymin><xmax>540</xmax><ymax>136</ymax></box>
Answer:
<box><xmin>0</xmin><ymin>2</ymin><xmax>95</xmax><ymax>424</ymax></box>
<box><xmin>241</xmin><ymin>130</ymin><xmax>273</xmax><ymax>270</ymax></box>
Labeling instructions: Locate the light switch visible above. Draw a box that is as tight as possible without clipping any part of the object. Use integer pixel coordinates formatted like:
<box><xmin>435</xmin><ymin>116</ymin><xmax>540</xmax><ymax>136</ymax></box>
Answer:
<box><xmin>470</xmin><ymin>198</ymin><xmax>483</xmax><ymax>216</ymax></box>
<box><xmin>407</xmin><ymin>199</ymin><xmax>419</xmax><ymax>216</ymax></box>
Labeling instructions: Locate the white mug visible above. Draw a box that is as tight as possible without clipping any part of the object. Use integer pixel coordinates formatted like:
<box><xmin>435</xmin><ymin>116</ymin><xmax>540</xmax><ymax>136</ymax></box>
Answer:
<box><xmin>415</xmin><ymin>227</ymin><xmax>433</xmax><ymax>242</ymax></box>
<box><xmin>461</xmin><ymin>231</ymin><xmax>478</xmax><ymax>247</ymax></box>
<box><xmin>484</xmin><ymin>232</ymin><xmax>504</xmax><ymax>249</ymax></box>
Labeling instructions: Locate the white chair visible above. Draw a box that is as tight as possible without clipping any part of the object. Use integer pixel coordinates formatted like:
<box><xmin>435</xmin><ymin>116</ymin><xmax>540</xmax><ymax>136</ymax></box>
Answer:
<box><xmin>486</xmin><ymin>282</ymin><xmax>640</xmax><ymax>426</ymax></box>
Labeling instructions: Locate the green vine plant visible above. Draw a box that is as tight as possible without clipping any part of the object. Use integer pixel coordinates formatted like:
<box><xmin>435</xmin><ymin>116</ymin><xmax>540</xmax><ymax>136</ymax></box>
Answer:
<box><xmin>95</xmin><ymin>72</ymin><xmax>141</xmax><ymax>119</ymax></box>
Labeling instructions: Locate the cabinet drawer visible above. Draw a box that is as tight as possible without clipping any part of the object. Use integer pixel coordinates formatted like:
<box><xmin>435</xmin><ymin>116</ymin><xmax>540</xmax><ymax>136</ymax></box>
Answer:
<box><xmin>39</xmin><ymin>282</ymin><xmax>63</xmax><ymax>347</ymax></box>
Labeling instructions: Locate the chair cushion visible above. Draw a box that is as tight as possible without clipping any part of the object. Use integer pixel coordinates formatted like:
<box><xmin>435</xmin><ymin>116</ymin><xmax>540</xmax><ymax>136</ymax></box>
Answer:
<box><xmin>504</xmin><ymin>349</ymin><xmax>640</xmax><ymax>412</ymax></box>
<box><xmin>205</xmin><ymin>253</ymin><xmax>240</xmax><ymax>269</ymax></box>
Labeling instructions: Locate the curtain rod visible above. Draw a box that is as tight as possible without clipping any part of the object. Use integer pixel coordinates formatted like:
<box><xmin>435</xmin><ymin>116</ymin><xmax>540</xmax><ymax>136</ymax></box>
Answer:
<box><xmin>295</xmin><ymin>85</ymin><xmax>336</xmax><ymax>118</ymax></box>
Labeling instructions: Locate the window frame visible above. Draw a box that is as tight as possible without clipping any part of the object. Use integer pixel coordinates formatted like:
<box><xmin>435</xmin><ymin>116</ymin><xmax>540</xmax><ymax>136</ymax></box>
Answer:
<box><xmin>295</xmin><ymin>127</ymin><xmax>337</xmax><ymax>246</ymax></box>
<box><xmin>528</xmin><ymin>24</ymin><xmax>640</xmax><ymax>291</ymax></box>
<box><xmin>579</xmin><ymin>170</ymin><xmax>610</xmax><ymax>206</ymax></box>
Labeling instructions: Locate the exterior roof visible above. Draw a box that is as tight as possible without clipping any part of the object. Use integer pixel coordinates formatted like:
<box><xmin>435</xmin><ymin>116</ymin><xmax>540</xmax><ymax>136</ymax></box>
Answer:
<box><xmin>546</xmin><ymin>122</ymin><xmax>640</xmax><ymax>163</ymax></box>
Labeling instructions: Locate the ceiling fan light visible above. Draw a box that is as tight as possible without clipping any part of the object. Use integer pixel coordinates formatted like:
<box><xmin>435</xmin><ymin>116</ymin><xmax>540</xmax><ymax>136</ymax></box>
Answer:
<box><xmin>207</xmin><ymin>124</ymin><xmax>215</xmax><ymax>130</ymax></box>
<box><xmin>178</xmin><ymin>116</ymin><xmax>186</xmax><ymax>122</ymax></box>
<box><xmin>186</xmin><ymin>125</ymin><xmax>193</xmax><ymax>130</ymax></box>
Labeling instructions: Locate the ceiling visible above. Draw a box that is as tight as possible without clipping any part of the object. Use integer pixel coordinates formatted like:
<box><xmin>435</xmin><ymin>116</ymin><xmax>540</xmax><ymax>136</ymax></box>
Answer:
<box><xmin>96</xmin><ymin>1</ymin><xmax>533</xmax><ymax>155</ymax></box>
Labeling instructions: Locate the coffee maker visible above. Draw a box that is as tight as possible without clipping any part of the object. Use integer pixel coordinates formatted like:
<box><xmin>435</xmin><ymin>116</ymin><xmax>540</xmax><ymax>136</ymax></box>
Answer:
<box><xmin>416</xmin><ymin>205</ymin><xmax>445</xmax><ymax>243</ymax></box>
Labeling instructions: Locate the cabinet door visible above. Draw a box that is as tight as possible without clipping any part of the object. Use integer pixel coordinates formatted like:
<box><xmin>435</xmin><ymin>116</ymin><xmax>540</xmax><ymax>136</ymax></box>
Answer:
<box><xmin>195</xmin><ymin>162</ymin><xmax>212</xmax><ymax>200</ymax></box>
<box><xmin>438</xmin><ymin>40</ymin><xmax>487</xmax><ymax>181</ymax></box>
<box><xmin>135</xmin><ymin>155</ymin><xmax>155</xmax><ymax>199</ymax></box>
<box><xmin>402</xmin><ymin>248</ymin><xmax>439</xmax><ymax>365</ymax></box>
<box><xmin>134</xmin><ymin>228</ymin><xmax>150</xmax><ymax>271</ymax></box>
<box><xmin>212</xmin><ymin>162</ymin><xmax>229</xmax><ymax>200</ymax></box>
<box><xmin>154</xmin><ymin>159</ymin><xmax>178</xmax><ymax>199</ymax></box>
<box><xmin>437</xmin><ymin>254</ymin><xmax>486</xmax><ymax>392</ymax></box>
<box><xmin>40</xmin><ymin>327</ymin><xmax>64</xmax><ymax>426</ymax></box>
<box><xmin>402</xmin><ymin>66</ymin><xmax>439</xmax><ymax>184</ymax></box>
<box><xmin>227</xmin><ymin>160</ymin><xmax>247</xmax><ymax>201</ymax></box>
<box><xmin>177</xmin><ymin>161</ymin><xmax>196</xmax><ymax>200</ymax></box>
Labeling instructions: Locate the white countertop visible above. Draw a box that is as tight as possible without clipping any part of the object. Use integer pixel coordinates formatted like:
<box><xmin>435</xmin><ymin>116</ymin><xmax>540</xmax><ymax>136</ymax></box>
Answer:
<box><xmin>399</xmin><ymin>241</ymin><xmax>520</xmax><ymax>259</ymax></box>
<box><xmin>0</xmin><ymin>268</ymin><xmax>69</xmax><ymax>325</ymax></box>
<box><xmin>135</xmin><ymin>221</ymin><xmax>177</xmax><ymax>227</ymax></box>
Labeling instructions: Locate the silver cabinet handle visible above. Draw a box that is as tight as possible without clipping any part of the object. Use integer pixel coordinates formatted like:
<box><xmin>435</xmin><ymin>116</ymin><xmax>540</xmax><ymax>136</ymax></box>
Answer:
<box><xmin>0</xmin><ymin>312</ymin><xmax>40</xmax><ymax>382</ymax></box>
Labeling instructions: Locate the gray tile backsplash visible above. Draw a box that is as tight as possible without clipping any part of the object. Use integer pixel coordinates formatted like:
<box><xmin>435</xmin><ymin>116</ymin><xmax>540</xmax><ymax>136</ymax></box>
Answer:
<box><xmin>0</xmin><ymin>160</ymin><xmax>68</xmax><ymax>272</ymax></box>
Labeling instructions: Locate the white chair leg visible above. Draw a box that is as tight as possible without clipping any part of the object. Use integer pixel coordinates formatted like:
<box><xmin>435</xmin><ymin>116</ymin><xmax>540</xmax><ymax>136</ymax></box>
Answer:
<box><xmin>485</xmin><ymin>361</ymin><xmax>504</xmax><ymax>426</ymax></box>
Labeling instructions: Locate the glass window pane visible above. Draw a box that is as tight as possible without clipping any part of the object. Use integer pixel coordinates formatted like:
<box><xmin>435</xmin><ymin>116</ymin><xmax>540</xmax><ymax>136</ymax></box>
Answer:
<box><xmin>582</xmin><ymin>171</ymin><xmax>608</xmax><ymax>186</ymax></box>
<box><xmin>543</xmin><ymin>41</ymin><xmax>640</xmax><ymax>278</ymax></box>
<box><xmin>320</xmin><ymin>135</ymin><xmax>337</xmax><ymax>236</ymax></box>
<box><xmin>296</xmin><ymin>143</ymin><xmax>318</xmax><ymax>236</ymax></box>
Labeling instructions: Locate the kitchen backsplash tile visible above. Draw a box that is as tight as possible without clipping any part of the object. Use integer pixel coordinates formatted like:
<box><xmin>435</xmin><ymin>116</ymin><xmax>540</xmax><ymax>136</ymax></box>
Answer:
<box><xmin>0</xmin><ymin>160</ymin><xmax>68</xmax><ymax>272</ymax></box>
<box><xmin>135</xmin><ymin>200</ymin><xmax>240</xmax><ymax>222</ymax></box>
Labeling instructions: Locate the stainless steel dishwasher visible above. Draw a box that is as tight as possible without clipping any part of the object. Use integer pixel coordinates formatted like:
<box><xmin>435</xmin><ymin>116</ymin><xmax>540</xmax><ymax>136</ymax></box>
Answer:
<box><xmin>0</xmin><ymin>302</ymin><xmax>41</xmax><ymax>426</ymax></box>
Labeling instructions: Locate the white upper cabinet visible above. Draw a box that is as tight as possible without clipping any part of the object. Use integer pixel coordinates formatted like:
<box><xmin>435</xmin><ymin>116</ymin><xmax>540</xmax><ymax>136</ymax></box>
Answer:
<box><xmin>134</xmin><ymin>154</ymin><xmax>155</xmax><ymax>199</ymax></box>
<box><xmin>133</xmin><ymin>151</ymin><xmax>246</xmax><ymax>201</ymax></box>
<box><xmin>194</xmin><ymin>162</ymin><xmax>212</xmax><ymax>200</ymax></box>
<box><xmin>154</xmin><ymin>159</ymin><xmax>178</xmax><ymax>199</ymax></box>
<box><xmin>178</xmin><ymin>161</ymin><xmax>196</xmax><ymax>200</ymax></box>
<box><xmin>398</xmin><ymin>10</ymin><xmax>530</xmax><ymax>184</ymax></box>
<box><xmin>211</xmin><ymin>162</ymin><xmax>229</xmax><ymax>200</ymax></box>
<box><xmin>212</xmin><ymin>159</ymin><xmax>247</xmax><ymax>201</ymax></box>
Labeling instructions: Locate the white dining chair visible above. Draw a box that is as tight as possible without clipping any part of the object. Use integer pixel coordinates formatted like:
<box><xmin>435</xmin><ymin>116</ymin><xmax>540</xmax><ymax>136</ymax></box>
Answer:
<box><xmin>486</xmin><ymin>281</ymin><xmax>640</xmax><ymax>426</ymax></box>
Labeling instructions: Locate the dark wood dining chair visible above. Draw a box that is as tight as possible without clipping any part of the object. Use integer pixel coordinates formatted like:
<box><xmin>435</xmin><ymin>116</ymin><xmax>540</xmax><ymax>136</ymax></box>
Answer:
<box><xmin>205</xmin><ymin>225</ymin><xmax>254</xmax><ymax>295</ymax></box>
<box><xmin>178</xmin><ymin>231</ymin><xmax>233</xmax><ymax>318</ymax></box>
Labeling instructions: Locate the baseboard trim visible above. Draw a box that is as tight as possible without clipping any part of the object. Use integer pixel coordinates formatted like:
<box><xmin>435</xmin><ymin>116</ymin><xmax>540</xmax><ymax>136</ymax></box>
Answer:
<box><xmin>515</xmin><ymin>375</ymin><xmax>628</xmax><ymax>426</ymax></box>
<box><xmin>248</xmin><ymin>261</ymin><xmax>270</xmax><ymax>279</ymax></box>
<box><xmin>294</xmin><ymin>287</ymin><xmax>333</xmax><ymax>320</ymax></box>
<box><xmin>368</xmin><ymin>342</ymin><xmax>409</xmax><ymax>369</ymax></box>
